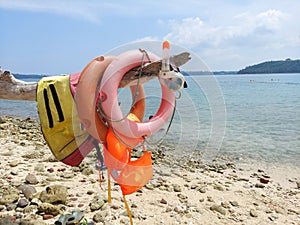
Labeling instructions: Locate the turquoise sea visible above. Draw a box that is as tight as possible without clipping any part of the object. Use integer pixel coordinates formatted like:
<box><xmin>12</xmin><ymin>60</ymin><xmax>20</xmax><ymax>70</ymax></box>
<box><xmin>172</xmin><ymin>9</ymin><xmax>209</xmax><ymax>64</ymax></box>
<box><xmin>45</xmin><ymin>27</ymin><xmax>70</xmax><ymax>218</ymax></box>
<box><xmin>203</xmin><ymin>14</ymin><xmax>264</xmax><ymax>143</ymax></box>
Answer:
<box><xmin>1</xmin><ymin>73</ymin><xmax>299</xmax><ymax>167</ymax></box>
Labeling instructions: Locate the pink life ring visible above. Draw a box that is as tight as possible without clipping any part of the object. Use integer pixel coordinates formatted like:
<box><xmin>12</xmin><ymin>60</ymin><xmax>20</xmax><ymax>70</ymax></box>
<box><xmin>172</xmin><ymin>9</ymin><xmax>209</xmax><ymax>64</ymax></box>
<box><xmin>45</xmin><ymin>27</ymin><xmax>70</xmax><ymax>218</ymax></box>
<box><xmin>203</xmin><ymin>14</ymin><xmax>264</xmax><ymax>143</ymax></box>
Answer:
<box><xmin>75</xmin><ymin>55</ymin><xmax>146</xmax><ymax>143</ymax></box>
<box><xmin>98</xmin><ymin>49</ymin><xmax>176</xmax><ymax>141</ymax></box>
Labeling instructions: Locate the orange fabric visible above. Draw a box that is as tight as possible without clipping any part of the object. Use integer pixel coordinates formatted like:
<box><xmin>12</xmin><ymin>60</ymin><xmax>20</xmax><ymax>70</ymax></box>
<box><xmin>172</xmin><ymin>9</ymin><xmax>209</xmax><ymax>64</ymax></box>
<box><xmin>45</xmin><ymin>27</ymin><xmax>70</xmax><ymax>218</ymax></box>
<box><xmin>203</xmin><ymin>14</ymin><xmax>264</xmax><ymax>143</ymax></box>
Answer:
<box><xmin>105</xmin><ymin>129</ymin><xmax>131</xmax><ymax>170</ymax></box>
<box><xmin>104</xmin><ymin>113</ymin><xmax>153</xmax><ymax>195</ymax></box>
<box><xmin>117</xmin><ymin>152</ymin><xmax>153</xmax><ymax>195</ymax></box>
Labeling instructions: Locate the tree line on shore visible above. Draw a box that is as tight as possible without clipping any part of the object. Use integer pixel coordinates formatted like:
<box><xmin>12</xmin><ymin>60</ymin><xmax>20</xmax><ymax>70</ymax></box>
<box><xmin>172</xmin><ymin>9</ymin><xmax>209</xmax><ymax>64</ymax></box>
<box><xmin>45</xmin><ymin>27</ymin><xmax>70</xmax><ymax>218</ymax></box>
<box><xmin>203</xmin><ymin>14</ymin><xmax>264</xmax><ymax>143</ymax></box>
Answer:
<box><xmin>237</xmin><ymin>58</ymin><xmax>300</xmax><ymax>74</ymax></box>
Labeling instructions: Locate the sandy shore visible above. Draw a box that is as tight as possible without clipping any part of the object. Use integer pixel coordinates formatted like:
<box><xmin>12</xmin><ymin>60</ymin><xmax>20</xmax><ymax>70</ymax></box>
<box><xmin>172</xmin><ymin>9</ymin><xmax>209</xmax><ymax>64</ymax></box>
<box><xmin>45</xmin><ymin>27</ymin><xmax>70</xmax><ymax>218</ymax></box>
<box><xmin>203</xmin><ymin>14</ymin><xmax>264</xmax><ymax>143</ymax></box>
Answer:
<box><xmin>0</xmin><ymin>116</ymin><xmax>299</xmax><ymax>225</ymax></box>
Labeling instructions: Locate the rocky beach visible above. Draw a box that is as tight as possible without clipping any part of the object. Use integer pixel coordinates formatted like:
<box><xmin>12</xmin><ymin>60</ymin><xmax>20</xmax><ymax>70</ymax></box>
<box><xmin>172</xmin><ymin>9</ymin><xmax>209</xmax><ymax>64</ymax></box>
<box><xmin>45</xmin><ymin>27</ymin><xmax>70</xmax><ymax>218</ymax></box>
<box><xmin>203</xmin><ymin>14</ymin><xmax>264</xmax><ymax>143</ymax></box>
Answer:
<box><xmin>0</xmin><ymin>116</ymin><xmax>299</xmax><ymax>225</ymax></box>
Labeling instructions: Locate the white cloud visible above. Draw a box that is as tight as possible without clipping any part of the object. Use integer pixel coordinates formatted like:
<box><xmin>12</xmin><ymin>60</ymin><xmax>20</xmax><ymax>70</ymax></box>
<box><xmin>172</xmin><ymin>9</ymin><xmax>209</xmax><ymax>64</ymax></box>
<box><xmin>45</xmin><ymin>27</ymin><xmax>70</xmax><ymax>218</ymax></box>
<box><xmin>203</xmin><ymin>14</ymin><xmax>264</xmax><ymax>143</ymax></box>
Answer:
<box><xmin>164</xmin><ymin>9</ymin><xmax>289</xmax><ymax>47</ymax></box>
<box><xmin>162</xmin><ymin>9</ymin><xmax>299</xmax><ymax>70</ymax></box>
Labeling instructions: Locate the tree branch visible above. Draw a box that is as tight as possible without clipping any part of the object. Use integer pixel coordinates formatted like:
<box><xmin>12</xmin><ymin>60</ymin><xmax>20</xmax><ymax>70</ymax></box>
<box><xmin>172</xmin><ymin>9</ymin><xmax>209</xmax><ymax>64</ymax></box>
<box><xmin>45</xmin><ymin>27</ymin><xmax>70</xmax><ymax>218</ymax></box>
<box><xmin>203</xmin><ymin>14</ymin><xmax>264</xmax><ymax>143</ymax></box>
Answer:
<box><xmin>0</xmin><ymin>70</ymin><xmax>37</xmax><ymax>101</ymax></box>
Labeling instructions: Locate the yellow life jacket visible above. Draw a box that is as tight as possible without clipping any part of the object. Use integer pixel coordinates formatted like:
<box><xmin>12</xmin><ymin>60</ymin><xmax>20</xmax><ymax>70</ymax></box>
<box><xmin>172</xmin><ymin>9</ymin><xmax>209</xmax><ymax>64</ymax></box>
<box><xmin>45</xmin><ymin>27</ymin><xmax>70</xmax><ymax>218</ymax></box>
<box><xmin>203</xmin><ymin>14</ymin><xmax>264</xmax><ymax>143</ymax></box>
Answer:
<box><xmin>36</xmin><ymin>75</ymin><xmax>91</xmax><ymax>164</ymax></box>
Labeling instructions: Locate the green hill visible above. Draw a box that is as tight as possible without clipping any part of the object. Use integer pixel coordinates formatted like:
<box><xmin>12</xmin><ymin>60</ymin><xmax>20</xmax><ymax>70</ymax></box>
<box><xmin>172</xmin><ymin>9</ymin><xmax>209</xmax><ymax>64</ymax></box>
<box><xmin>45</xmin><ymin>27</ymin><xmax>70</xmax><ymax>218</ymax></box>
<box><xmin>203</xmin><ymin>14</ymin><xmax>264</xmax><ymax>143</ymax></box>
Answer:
<box><xmin>237</xmin><ymin>58</ymin><xmax>300</xmax><ymax>74</ymax></box>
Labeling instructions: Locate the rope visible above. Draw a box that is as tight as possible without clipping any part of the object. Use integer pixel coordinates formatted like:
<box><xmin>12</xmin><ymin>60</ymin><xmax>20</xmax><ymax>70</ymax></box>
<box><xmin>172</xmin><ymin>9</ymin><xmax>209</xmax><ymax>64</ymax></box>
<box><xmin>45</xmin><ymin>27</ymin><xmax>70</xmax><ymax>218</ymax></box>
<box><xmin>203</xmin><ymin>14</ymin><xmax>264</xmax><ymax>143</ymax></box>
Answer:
<box><xmin>145</xmin><ymin>99</ymin><xmax>177</xmax><ymax>146</ymax></box>
<box><xmin>96</xmin><ymin>49</ymin><xmax>178</xmax><ymax>149</ymax></box>
<box><xmin>123</xmin><ymin>195</ymin><xmax>133</xmax><ymax>225</ymax></box>
<box><xmin>107</xmin><ymin>169</ymin><xmax>112</xmax><ymax>203</ymax></box>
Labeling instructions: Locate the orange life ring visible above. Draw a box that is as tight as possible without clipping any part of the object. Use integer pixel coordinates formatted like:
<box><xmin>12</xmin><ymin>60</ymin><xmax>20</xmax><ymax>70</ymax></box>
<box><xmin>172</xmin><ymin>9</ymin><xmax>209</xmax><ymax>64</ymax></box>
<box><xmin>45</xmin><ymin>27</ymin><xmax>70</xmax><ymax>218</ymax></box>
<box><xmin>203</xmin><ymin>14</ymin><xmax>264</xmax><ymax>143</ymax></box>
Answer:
<box><xmin>75</xmin><ymin>55</ymin><xmax>146</xmax><ymax>142</ymax></box>
<box><xmin>98</xmin><ymin>50</ymin><xmax>176</xmax><ymax>143</ymax></box>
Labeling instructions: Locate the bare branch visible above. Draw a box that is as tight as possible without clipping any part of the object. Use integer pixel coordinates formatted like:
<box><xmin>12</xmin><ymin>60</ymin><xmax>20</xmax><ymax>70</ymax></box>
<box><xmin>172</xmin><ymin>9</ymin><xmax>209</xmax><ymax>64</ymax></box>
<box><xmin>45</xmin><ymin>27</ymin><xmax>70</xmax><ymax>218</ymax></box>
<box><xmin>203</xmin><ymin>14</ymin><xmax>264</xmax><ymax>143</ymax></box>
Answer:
<box><xmin>0</xmin><ymin>70</ymin><xmax>37</xmax><ymax>101</ymax></box>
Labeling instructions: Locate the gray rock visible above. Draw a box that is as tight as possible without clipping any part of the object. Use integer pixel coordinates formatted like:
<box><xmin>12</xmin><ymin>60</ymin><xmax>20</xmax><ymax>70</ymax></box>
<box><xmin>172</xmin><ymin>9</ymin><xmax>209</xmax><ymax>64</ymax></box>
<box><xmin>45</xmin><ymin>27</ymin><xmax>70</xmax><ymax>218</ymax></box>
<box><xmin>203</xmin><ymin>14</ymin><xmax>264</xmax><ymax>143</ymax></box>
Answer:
<box><xmin>174</xmin><ymin>205</ymin><xmax>185</xmax><ymax>213</ymax></box>
<box><xmin>37</xmin><ymin>202</ymin><xmax>62</xmax><ymax>216</ymax></box>
<box><xmin>230</xmin><ymin>201</ymin><xmax>239</xmax><ymax>207</ymax></box>
<box><xmin>214</xmin><ymin>184</ymin><xmax>225</xmax><ymax>191</ymax></box>
<box><xmin>207</xmin><ymin>196</ymin><xmax>214</xmax><ymax>202</ymax></box>
<box><xmin>25</xmin><ymin>174</ymin><xmax>39</xmax><ymax>185</ymax></box>
<box><xmin>145</xmin><ymin>184</ymin><xmax>154</xmax><ymax>190</ymax></box>
<box><xmin>10</xmin><ymin>170</ymin><xmax>19</xmax><ymax>175</ymax></box>
<box><xmin>18</xmin><ymin>184</ymin><xmax>37</xmax><ymax>199</ymax></box>
<box><xmin>82</xmin><ymin>167</ymin><xmax>94</xmax><ymax>176</ymax></box>
<box><xmin>9</xmin><ymin>160</ymin><xmax>20</xmax><ymax>167</ymax></box>
<box><xmin>255</xmin><ymin>183</ymin><xmax>265</xmax><ymax>188</ymax></box>
<box><xmin>34</xmin><ymin>164</ymin><xmax>45</xmax><ymax>172</ymax></box>
<box><xmin>177</xmin><ymin>193</ymin><xmax>187</xmax><ymax>200</ymax></box>
<box><xmin>0</xmin><ymin>216</ymin><xmax>16</xmax><ymax>225</ymax></box>
<box><xmin>198</xmin><ymin>186</ymin><xmax>206</xmax><ymax>193</ymax></box>
<box><xmin>90</xmin><ymin>195</ymin><xmax>106</xmax><ymax>211</ymax></box>
<box><xmin>250</xmin><ymin>209</ymin><xmax>258</xmax><ymax>217</ymax></box>
<box><xmin>221</xmin><ymin>201</ymin><xmax>230</xmax><ymax>209</ymax></box>
<box><xmin>93</xmin><ymin>212</ymin><xmax>106</xmax><ymax>223</ymax></box>
<box><xmin>0</xmin><ymin>186</ymin><xmax>20</xmax><ymax>205</ymax></box>
<box><xmin>39</xmin><ymin>185</ymin><xmax>68</xmax><ymax>204</ymax></box>
<box><xmin>17</xmin><ymin>198</ymin><xmax>28</xmax><ymax>208</ymax></box>
<box><xmin>60</xmin><ymin>172</ymin><xmax>75</xmax><ymax>179</ymax></box>
<box><xmin>22</xmin><ymin>220</ymin><xmax>47</xmax><ymax>225</ymax></box>
<box><xmin>6</xmin><ymin>203</ymin><xmax>17</xmax><ymax>211</ymax></box>
<box><xmin>173</xmin><ymin>184</ymin><xmax>182</xmax><ymax>192</ymax></box>
<box><xmin>23</xmin><ymin>205</ymin><xmax>38</xmax><ymax>213</ymax></box>
<box><xmin>275</xmin><ymin>207</ymin><xmax>285</xmax><ymax>215</ymax></box>
<box><xmin>210</xmin><ymin>204</ymin><xmax>226</xmax><ymax>215</ymax></box>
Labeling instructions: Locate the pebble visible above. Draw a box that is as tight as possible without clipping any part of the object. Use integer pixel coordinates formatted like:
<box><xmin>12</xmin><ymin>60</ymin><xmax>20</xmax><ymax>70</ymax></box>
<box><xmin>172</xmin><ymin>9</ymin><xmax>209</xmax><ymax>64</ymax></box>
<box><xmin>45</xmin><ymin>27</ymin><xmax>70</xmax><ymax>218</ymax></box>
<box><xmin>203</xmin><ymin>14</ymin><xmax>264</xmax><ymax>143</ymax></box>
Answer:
<box><xmin>37</xmin><ymin>203</ymin><xmax>62</xmax><ymax>216</ymax></box>
<box><xmin>60</xmin><ymin>172</ymin><xmax>75</xmax><ymax>179</ymax></box>
<box><xmin>90</xmin><ymin>195</ymin><xmax>106</xmax><ymax>211</ymax></box>
<box><xmin>221</xmin><ymin>201</ymin><xmax>231</xmax><ymax>209</ymax></box>
<box><xmin>255</xmin><ymin>183</ymin><xmax>265</xmax><ymax>188</ymax></box>
<box><xmin>9</xmin><ymin>161</ymin><xmax>20</xmax><ymax>167</ymax></box>
<box><xmin>43</xmin><ymin>214</ymin><xmax>54</xmax><ymax>220</ymax></box>
<box><xmin>145</xmin><ymin>184</ymin><xmax>154</xmax><ymax>190</ymax></box>
<box><xmin>275</xmin><ymin>207</ymin><xmax>285</xmax><ymax>214</ymax></box>
<box><xmin>230</xmin><ymin>201</ymin><xmax>239</xmax><ymax>207</ymax></box>
<box><xmin>259</xmin><ymin>177</ymin><xmax>270</xmax><ymax>184</ymax></box>
<box><xmin>173</xmin><ymin>184</ymin><xmax>182</xmax><ymax>192</ymax></box>
<box><xmin>250</xmin><ymin>209</ymin><xmax>258</xmax><ymax>217</ymax></box>
<box><xmin>0</xmin><ymin>186</ymin><xmax>20</xmax><ymax>205</ymax></box>
<box><xmin>214</xmin><ymin>184</ymin><xmax>225</xmax><ymax>191</ymax></box>
<box><xmin>177</xmin><ymin>193</ymin><xmax>187</xmax><ymax>200</ymax></box>
<box><xmin>39</xmin><ymin>185</ymin><xmax>68</xmax><ymax>204</ymax></box>
<box><xmin>17</xmin><ymin>198</ymin><xmax>28</xmax><ymax>208</ymax></box>
<box><xmin>18</xmin><ymin>184</ymin><xmax>37</xmax><ymax>199</ymax></box>
<box><xmin>6</xmin><ymin>203</ymin><xmax>17</xmax><ymax>211</ymax></box>
<box><xmin>10</xmin><ymin>170</ymin><xmax>19</xmax><ymax>175</ymax></box>
<box><xmin>160</xmin><ymin>198</ymin><xmax>168</xmax><ymax>204</ymax></box>
<box><xmin>82</xmin><ymin>167</ymin><xmax>94</xmax><ymax>176</ymax></box>
<box><xmin>25</xmin><ymin>173</ymin><xmax>39</xmax><ymax>184</ymax></box>
<box><xmin>210</xmin><ymin>204</ymin><xmax>226</xmax><ymax>215</ymax></box>
<box><xmin>93</xmin><ymin>212</ymin><xmax>106</xmax><ymax>223</ymax></box>
<box><xmin>34</xmin><ymin>164</ymin><xmax>45</xmax><ymax>173</ymax></box>
<box><xmin>47</xmin><ymin>168</ymin><xmax>54</xmax><ymax>173</ymax></box>
<box><xmin>174</xmin><ymin>205</ymin><xmax>185</xmax><ymax>213</ymax></box>
<box><xmin>87</xmin><ymin>190</ymin><xmax>95</xmax><ymax>195</ymax></box>
<box><xmin>198</xmin><ymin>186</ymin><xmax>206</xmax><ymax>193</ymax></box>
<box><xmin>207</xmin><ymin>196</ymin><xmax>214</xmax><ymax>202</ymax></box>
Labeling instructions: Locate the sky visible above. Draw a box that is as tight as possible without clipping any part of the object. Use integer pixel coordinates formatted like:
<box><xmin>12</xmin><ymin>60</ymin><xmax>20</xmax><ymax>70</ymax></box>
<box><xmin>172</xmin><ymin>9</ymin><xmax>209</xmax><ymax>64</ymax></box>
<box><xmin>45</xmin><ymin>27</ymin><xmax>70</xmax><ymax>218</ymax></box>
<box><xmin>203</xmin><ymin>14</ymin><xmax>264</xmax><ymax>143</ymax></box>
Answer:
<box><xmin>0</xmin><ymin>0</ymin><xmax>299</xmax><ymax>74</ymax></box>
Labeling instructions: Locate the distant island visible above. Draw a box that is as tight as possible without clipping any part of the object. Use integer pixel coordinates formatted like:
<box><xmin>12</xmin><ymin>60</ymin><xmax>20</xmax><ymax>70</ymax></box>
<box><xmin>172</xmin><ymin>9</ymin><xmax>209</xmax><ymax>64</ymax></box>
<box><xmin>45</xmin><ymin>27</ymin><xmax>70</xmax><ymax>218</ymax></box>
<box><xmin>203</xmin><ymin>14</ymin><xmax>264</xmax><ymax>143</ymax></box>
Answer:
<box><xmin>237</xmin><ymin>58</ymin><xmax>300</xmax><ymax>74</ymax></box>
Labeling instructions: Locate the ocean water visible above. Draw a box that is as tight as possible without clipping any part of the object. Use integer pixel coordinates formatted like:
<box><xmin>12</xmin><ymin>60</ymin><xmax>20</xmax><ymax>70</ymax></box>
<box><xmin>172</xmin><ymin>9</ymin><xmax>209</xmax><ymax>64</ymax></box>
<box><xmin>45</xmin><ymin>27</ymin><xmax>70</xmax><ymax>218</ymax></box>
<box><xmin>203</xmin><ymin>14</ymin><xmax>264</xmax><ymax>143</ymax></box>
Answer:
<box><xmin>1</xmin><ymin>73</ymin><xmax>299</xmax><ymax>166</ymax></box>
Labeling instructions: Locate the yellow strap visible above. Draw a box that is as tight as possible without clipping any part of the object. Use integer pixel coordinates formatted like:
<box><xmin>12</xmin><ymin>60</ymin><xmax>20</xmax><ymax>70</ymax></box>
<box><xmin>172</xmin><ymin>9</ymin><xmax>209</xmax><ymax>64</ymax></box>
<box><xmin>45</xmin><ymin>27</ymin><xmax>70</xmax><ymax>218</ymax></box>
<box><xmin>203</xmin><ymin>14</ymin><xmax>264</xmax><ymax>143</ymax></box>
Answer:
<box><xmin>123</xmin><ymin>195</ymin><xmax>133</xmax><ymax>225</ymax></box>
<box><xmin>107</xmin><ymin>169</ymin><xmax>112</xmax><ymax>203</ymax></box>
